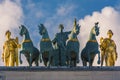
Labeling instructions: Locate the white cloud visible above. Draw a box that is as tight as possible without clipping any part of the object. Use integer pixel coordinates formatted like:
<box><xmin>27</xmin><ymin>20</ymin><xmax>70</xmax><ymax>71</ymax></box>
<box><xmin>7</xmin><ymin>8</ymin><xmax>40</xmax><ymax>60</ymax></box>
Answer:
<box><xmin>0</xmin><ymin>0</ymin><xmax>24</xmax><ymax>65</ymax></box>
<box><xmin>57</xmin><ymin>4</ymin><xmax>75</xmax><ymax>16</ymax></box>
<box><xmin>36</xmin><ymin>11</ymin><xmax>43</xmax><ymax>18</ymax></box>
<box><xmin>44</xmin><ymin>4</ymin><xmax>76</xmax><ymax>40</ymax></box>
<box><xmin>79</xmin><ymin>6</ymin><xmax>120</xmax><ymax>66</ymax></box>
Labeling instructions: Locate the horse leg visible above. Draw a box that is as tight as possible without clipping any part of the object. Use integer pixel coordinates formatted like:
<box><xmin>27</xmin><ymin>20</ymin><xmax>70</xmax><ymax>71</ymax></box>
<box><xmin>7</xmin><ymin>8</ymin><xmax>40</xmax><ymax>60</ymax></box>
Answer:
<box><xmin>19</xmin><ymin>50</ymin><xmax>25</xmax><ymax>64</ymax></box>
<box><xmin>67</xmin><ymin>52</ymin><xmax>71</xmax><ymax>67</ymax></box>
<box><xmin>70</xmin><ymin>51</ymin><xmax>75</xmax><ymax>67</ymax></box>
<box><xmin>39</xmin><ymin>52</ymin><xmax>42</xmax><ymax>63</ymax></box>
<box><xmin>89</xmin><ymin>59</ymin><xmax>94</xmax><ymax>66</ymax></box>
<box><xmin>81</xmin><ymin>56</ymin><xmax>87</xmax><ymax>66</ymax></box>
<box><xmin>89</xmin><ymin>54</ymin><xmax>96</xmax><ymax>67</ymax></box>
<box><xmin>73</xmin><ymin>58</ymin><xmax>76</xmax><ymax>67</ymax></box>
<box><xmin>66</xmin><ymin>56</ymin><xmax>69</xmax><ymax>66</ymax></box>
<box><xmin>82</xmin><ymin>60</ymin><xmax>87</xmax><ymax>66</ymax></box>
<box><xmin>88</xmin><ymin>53</ymin><xmax>91</xmax><ymax>67</ymax></box>
<box><xmin>34</xmin><ymin>50</ymin><xmax>40</xmax><ymax>66</ymax></box>
<box><xmin>81</xmin><ymin>57</ymin><xmax>87</xmax><ymax>66</ymax></box>
<box><xmin>42</xmin><ymin>53</ymin><xmax>46</xmax><ymax>66</ymax></box>
<box><xmin>35</xmin><ymin>57</ymin><xmax>39</xmax><ymax>66</ymax></box>
<box><xmin>48</xmin><ymin>51</ymin><xmax>52</xmax><ymax>67</ymax></box>
<box><xmin>26</xmin><ymin>58</ymin><xmax>30</xmax><ymax>66</ymax></box>
<box><xmin>70</xmin><ymin>58</ymin><xmax>72</xmax><ymax>67</ymax></box>
<box><xmin>75</xmin><ymin>56</ymin><xmax>77</xmax><ymax>67</ymax></box>
<box><xmin>44</xmin><ymin>57</ymin><xmax>48</xmax><ymax>66</ymax></box>
<box><xmin>67</xmin><ymin>55</ymin><xmax>71</xmax><ymax>67</ymax></box>
<box><xmin>49</xmin><ymin>56</ymin><xmax>53</xmax><ymax>66</ymax></box>
<box><xmin>35</xmin><ymin>61</ymin><xmax>39</xmax><ymax>66</ymax></box>
<box><xmin>42</xmin><ymin>52</ymin><xmax>48</xmax><ymax>66</ymax></box>
<box><xmin>29</xmin><ymin>53</ymin><xmax>32</xmax><ymax>66</ymax></box>
<box><xmin>71</xmin><ymin>57</ymin><xmax>77</xmax><ymax>67</ymax></box>
<box><xmin>74</xmin><ymin>53</ymin><xmax>77</xmax><ymax>67</ymax></box>
<box><xmin>70</xmin><ymin>53</ymin><xmax>74</xmax><ymax>67</ymax></box>
<box><xmin>44</xmin><ymin>60</ymin><xmax>48</xmax><ymax>66</ymax></box>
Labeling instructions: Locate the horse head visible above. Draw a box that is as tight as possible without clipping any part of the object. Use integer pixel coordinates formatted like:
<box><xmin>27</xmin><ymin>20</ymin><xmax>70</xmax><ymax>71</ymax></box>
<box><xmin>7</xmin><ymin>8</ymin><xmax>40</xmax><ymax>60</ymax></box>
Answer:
<box><xmin>19</xmin><ymin>25</ymin><xmax>28</xmax><ymax>36</ymax></box>
<box><xmin>38</xmin><ymin>24</ymin><xmax>47</xmax><ymax>35</ymax></box>
<box><xmin>93</xmin><ymin>22</ymin><xmax>100</xmax><ymax>36</ymax></box>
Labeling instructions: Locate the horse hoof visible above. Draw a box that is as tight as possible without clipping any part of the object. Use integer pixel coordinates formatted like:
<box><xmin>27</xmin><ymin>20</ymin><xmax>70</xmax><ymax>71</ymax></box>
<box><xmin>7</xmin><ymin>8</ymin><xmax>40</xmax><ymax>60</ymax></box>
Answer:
<box><xmin>20</xmin><ymin>61</ymin><xmax>23</xmax><ymax>64</ymax></box>
<box><xmin>97</xmin><ymin>60</ymin><xmax>100</xmax><ymax>64</ymax></box>
<box><xmin>40</xmin><ymin>59</ymin><xmax>42</xmax><ymax>63</ymax></box>
<box><xmin>76</xmin><ymin>60</ymin><xmax>79</xmax><ymax>63</ymax></box>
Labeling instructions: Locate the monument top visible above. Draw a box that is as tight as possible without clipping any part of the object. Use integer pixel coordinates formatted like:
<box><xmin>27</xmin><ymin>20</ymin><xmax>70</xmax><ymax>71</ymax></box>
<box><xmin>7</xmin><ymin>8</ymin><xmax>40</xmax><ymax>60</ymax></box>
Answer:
<box><xmin>0</xmin><ymin>66</ymin><xmax>120</xmax><ymax>71</ymax></box>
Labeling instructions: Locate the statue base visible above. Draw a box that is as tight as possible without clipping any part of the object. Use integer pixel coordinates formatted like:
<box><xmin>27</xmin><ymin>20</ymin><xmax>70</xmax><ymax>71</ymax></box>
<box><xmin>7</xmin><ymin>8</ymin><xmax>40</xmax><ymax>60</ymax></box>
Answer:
<box><xmin>0</xmin><ymin>66</ymin><xmax>120</xmax><ymax>80</ymax></box>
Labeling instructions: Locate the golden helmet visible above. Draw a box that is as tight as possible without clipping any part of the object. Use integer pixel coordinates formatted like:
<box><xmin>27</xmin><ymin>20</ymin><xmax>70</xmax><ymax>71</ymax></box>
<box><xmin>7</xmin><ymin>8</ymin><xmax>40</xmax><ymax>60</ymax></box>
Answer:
<box><xmin>5</xmin><ymin>30</ymin><xmax>11</xmax><ymax>36</ymax></box>
<box><xmin>107</xmin><ymin>30</ymin><xmax>113</xmax><ymax>35</ymax></box>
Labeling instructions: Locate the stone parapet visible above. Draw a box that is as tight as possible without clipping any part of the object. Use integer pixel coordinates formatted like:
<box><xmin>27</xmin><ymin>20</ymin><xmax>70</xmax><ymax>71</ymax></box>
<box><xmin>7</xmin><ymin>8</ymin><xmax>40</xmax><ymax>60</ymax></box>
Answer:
<box><xmin>0</xmin><ymin>66</ymin><xmax>120</xmax><ymax>80</ymax></box>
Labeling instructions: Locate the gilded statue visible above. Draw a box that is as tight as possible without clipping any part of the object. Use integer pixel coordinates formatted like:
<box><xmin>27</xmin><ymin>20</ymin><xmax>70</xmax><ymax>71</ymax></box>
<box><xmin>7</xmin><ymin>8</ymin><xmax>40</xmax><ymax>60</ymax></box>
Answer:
<box><xmin>100</xmin><ymin>30</ymin><xmax>118</xmax><ymax>66</ymax></box>
<box><xmin>2</xmin><ymin>30</ymin><xmax>20</xmax><ymax>66</ymax></box>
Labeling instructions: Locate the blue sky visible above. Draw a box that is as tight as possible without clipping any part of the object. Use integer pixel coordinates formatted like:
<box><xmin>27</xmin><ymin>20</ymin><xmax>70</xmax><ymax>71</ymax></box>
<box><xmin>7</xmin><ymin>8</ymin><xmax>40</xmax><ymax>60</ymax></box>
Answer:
<box><xmin>20</xmin><ymin>0</ymin><xmax>120</xmax><ymax>45</ymax></box>
<box><xmin>0</xmin><ymin>0</ymin><xmax>120</xmax><ymax>66</ymax></box>
<box><xmin>22</xmin><ymin>0</ymin><xmax>118</xmax><ymax>26</ymax></box>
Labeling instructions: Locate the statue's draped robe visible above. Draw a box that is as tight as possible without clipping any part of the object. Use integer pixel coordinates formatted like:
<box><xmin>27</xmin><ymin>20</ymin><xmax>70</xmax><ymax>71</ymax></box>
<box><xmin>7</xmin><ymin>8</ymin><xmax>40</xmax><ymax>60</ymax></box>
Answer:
<box><xmin>100</xmin><ymin>38</ymin><xmax>117</xmax><ymax>66</ymax></box>
<box><xmin>52</xmin><ymin>31</ymin><xmax>71</xmax><ymax>66</ymax></box>
<box><xmin>3</xmin><ymin>38</ymin><xmax>18</xmax><ymax>66</ymax></box>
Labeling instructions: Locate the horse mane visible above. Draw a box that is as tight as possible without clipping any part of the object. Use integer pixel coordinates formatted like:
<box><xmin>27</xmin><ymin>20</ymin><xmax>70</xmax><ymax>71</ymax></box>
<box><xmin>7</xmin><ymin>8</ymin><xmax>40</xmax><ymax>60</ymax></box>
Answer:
<box><xmin>68</xmin><ymin>24</ymin><xmax>80</xmax><ymax>40</ymax></box>
<box><xmin>40</xmin><ymin>24</ymin><xmax>48</xmax><ymax>33</ymax></box>
<box><xmin>43</xmin><ymin>25</ymin><xmax>48</xmax><ymax>33</ymax></box>
<box><xmin>90</xmin><ymin>26</ymin><xmax>95</xmax><ymax>34</ymax></box>
<box><xmin>21</xmin><ymin>25</ymin><xmax>29</xmax><ymax>32</ymax></box>
<box><xmin>88</xmin><ymin>25</ymin><xmax>99</xmax><ymax>41</ymax></box>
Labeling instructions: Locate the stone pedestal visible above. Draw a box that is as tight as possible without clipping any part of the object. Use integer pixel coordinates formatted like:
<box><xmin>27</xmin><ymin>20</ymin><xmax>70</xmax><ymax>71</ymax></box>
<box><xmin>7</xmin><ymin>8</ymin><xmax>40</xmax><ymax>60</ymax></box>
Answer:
<box><xmin>0</xmin><ymin>66</ymin><xmax>120</xmax><ymax>80</ymax></box>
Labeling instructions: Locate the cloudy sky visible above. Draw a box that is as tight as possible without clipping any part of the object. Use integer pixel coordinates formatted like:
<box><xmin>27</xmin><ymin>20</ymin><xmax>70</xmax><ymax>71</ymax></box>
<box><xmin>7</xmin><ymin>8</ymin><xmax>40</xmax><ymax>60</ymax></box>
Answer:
<box><xmin>0</xmin><ymin>0</ymin><xmax>120</xmax><ymax>66</ymax></box>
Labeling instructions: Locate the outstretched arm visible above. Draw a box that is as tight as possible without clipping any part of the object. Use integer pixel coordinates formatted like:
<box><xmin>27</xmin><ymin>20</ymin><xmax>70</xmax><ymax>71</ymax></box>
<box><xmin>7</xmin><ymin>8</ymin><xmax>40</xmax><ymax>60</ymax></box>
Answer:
<box><xmin>52</xmin><ymin>33</ymin><xmax>58</xmax><ymax>45</ymax></box>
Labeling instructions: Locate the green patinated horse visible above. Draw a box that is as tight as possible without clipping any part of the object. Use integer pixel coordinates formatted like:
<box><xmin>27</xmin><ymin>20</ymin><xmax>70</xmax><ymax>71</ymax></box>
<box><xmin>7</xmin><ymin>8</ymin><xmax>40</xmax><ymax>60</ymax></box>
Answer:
<box><xmin>19</xmin><ymin>25</ymin><xmax>41</xmax><ymax>66</ymax></box>
<box><xmin>81</xmin><ymin>22</ymin><xmax>100</xmax><ymax>67</ymax></box>
<box><xmin>66</xmin><ymin>19</ymin><xmax>80</xmax><ymax>67</ymax></box>
<box><xmin>38</xmin><ymin>24</ymin><xmax>54</xmax><ymax>66</ymax></box>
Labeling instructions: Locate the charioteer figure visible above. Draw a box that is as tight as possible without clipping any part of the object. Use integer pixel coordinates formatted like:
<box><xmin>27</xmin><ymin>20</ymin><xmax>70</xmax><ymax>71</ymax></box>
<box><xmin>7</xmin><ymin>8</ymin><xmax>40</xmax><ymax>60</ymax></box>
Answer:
<box><xmin>52</xmin><ymin>24</ymin><xmax>71</xmax><ymax>66</ymax></box>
